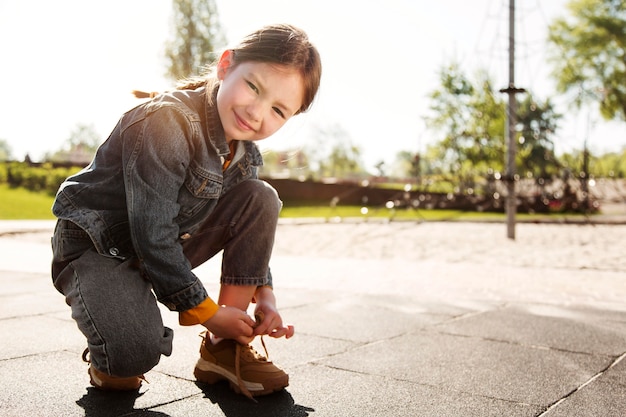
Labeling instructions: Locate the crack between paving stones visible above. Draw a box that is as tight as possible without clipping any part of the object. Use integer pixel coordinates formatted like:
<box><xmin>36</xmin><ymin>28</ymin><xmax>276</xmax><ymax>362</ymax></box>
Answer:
<box><xmin>0</xmin><ymin>349</ymin><xmax>77</xmax><ymax>362</ymax></box>
<box><xmin>439</xmin><ymin>309</ymin><xmax>498</xmax><ymax>324</ymax></box>
<box><xmin>306</xmin><ymin>333</ymin><xmax>411</xmax><ymax>366</ymax></box>
<box><xmin>315</xmin><ymin>363</ymin><xmax>537</xmax><ymax>409</ymax></box>
<box><xmin>114</xmin><ymin>370</ymin><xmax>215</xmax><ymax>415</ymax></box>
<box><xmin>0</xmin><ymin>229</ymin><xmax>52</xmax><ymax>237</ymax></box>
<box><xmin>306</xmin><ymin>340</ymin><xmax>377</xmax><ymax>364</ymax></box>
<box><xmin>427</xmin><ymin>305</ymin><xmax>617</xmax><ymax>359</ymax></box>
<box><xmin>0</xmin><ymin>310</ymin><xmax>68</xmax><ymax>321</ymax></box>
<box><xmin>534</xmin><ymin>350</ymin><xmax>626</xmax><ymax>417</ymax></box>
<box><xmin>429</xmin><ymin>328</ymin><xmax>615</xmax><ymax>359</ymax></box>
<box><xmin>117</xmin><ymin>392</ymin><xmax>205</xmax><ymax>416</ymax></box>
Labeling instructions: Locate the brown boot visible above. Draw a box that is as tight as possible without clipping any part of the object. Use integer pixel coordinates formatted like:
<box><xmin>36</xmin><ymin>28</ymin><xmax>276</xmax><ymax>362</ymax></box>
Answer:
<box><xmin>194</xmin><ymin>333</ymin><xmax>288</xmax><ymax>400</ymax></box>
<box><xmin>82</xmin><ymin>348</ymin><xmax>145</xmax><ymax>391</ymax></box>
<box><xmin>87</xmin><ymin>365</ymin><xmax>145</xmax><ymax>391</ymax></box>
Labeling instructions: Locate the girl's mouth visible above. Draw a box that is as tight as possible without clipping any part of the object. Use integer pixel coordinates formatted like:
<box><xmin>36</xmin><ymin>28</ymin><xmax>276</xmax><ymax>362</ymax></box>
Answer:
<box><xmin>234</xmin><ymin>112</ymin><xmax>254</xmax><ymax>132</ymax></box>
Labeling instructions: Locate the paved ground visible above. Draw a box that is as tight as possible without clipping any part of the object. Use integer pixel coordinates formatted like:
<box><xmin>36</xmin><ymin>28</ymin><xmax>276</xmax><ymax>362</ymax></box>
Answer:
<box><xmin>0</xmin><ymin>219</ymin><xmax>625</xmax><ymax>416</ymax></box>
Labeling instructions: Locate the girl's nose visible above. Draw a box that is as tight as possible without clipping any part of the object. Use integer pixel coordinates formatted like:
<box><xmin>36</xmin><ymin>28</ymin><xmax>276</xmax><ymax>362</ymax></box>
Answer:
<box><xmin>246</xmin><ymin>102</ymin><xmax>262</xmax><ymax>122</ymax></box>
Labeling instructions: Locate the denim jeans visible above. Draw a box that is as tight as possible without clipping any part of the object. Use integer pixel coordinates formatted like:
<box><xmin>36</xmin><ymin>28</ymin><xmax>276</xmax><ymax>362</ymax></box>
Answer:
<box><xmin>51</xmin><ymin>179</ymin><xmax>281</xmax><ymax>377</ymax></box>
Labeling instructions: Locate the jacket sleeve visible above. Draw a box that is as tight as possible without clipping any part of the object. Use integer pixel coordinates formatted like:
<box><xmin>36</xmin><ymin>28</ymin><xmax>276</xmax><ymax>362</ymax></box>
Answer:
<box><xmin>123</xmin><ymin>104</ymin><xmax>211</xmax><ymax>312</ymax></box>
<box><xmin>179</xmin><ymin>297</ymin><xmax>220</xmax><ymax>325</ymax></box>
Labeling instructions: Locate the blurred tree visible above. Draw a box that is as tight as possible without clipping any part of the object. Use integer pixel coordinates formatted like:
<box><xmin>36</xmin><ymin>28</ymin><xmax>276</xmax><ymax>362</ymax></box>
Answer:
<box><xmin>308</xmin><ymin>124</ymin><xmax>366</xmax><ymax>179</ymax></box>
<box><xmin>424</xmin><ymin>64</ymin><xmax>505</xmax><ymax>189</ymax></box>
<box><xmin>322</xmin><ymin>143</ymin><xmax>364</xmax><ymax>179</ymax></box>
<box><xmin>164</xmin><ymin>0</ymin><xmax>226</xmax><ymax>81</ymax></box>
<box><xmin>561</xmin><ymin>147</ymin><xmax>626</xmax><ymax>178</ymax></box>
<box><xmin>47</xmin><ymin>123</ymin><xmax>101</xmax><ymax>165</ymax></box>
<box><xmin>259</xmin><ymin>149</ymin><xmax>312</xmax><ymax>179</ymax></box>
<box><xmin>0</xmin><ymin>139</ymin><xmax>12</xmax><ymax>161</ymax></box>
<box><xmin>464</xmin><ymin>74</ymin><xmax>506</xmax><ymax>172</ymax></box>
<box><xmin>516</xmin><ymin>96</ymin><xmax>562</xmax><ymax>178</ymax></box>
<box><xmin>425</xmin><ymin>63</ymin><xmax>476</xmax><ymax>175</ymax></box>
<box><xmin>67</xmin><ymin>123</ymin><xmax>101</xmax><ymax>153</ymax></box>
<box><xmin>392</xmin><ymin>151</ymin><xmax>421</xmax><ymax>181</ymax></box>
<box><xmin>592</xmin><ymin>149</ymin><xmax>626</xmax><ymax>177</ymax></box>
<box><xmin>424</xmin><ymin>63</ymin><xmax>562</xmax><ymax>190</ymax></box>
<box><xmin>548</xmin><ymin>0</ymin><xmax>626</xmax><ymax>121</ymax></box>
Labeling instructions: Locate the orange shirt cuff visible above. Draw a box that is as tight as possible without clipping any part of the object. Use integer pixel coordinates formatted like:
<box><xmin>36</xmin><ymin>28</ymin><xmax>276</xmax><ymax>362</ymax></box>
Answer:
<box><xmin>178</xmin><ymin>297</ymin><xmax>220</xmax><ymax>326</ymax></box>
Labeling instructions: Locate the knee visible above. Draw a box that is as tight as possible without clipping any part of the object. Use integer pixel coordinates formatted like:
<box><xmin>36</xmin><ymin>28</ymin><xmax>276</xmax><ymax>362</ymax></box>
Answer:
<box><xmin>104</xmin><ymin>326</ymin><xmax>173</xmax><ymax>377</ymax></box>
<box><xmin>242</xmin><ymin>180</ymin><xmax>282</xmax><ymax>216</ymax></box>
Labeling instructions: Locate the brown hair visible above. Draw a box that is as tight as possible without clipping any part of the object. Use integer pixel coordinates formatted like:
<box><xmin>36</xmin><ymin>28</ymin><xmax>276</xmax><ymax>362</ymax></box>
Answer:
<box><xmin>178</xmin><ymin>24</ymin><xmax>322</xmax><ymax>114</ymax></box>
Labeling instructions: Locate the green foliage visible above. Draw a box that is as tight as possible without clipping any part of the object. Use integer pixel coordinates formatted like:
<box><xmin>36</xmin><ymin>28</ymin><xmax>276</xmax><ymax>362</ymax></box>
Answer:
<box><xmin>560</xmin><ymin>146</ymin><xmax>626</xmax><ymax>178</ymax></box>
<box><xmin>1</xmin><ymin>162</ymin><xmax>82</xmax><ymax>196</ymax></box>
<box><xmin>423</xmin><ymin>63</ymin><xmax>562</xmax><ymax>189</ymax></box>
<box><xmin>548</xmin><ymin>0</ymin><xmax>626</xmax><ymax>121</ymax></box>
<box><xmin>592</xmin><ymin>148</ymin><xmax>626</xmax><ymax>177</ymax></box>
<box><xmin>424</xmin><ymin>65</ymin><xmax>506</xmax><ymax>180</ymax></box>
<box><xmin>516</xmin><ymin>96</ymin><xmax>562</xmax><ymax>178</ymax></box>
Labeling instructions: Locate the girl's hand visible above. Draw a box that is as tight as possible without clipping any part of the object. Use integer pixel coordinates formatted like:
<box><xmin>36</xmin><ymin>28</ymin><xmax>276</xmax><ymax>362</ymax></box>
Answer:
<box><xmin>202</xmin><ymin>306</ymin><xmax>256</xmax><ymax>345</ymax></box>
<box><xmin>253</xmin><ymin>288</ymin><xmax>295</xmax><ymax>339</ymax></box>
<box><xmin>254</xmin><ymin>308</ymin><xmax>295</xmax><ymax>339</ymax></box>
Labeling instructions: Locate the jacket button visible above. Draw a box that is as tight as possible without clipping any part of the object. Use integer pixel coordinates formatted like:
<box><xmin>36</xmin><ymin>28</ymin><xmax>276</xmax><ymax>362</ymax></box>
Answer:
<box><xmin>180</xmin><ymin>233</ymin><xmax>192</xmax><ymax>240</ymax></box>
<box><xmin>109</xmin><ymin>247</ymin><xmax>120</xmax><ymax>256</ymax></box>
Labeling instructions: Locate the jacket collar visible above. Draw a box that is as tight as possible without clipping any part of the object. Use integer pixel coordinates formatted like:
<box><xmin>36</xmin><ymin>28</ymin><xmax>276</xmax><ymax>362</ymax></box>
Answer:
<box><xmin>203</xmin><ymin>83</ymin><xmax>263</xmax><ymax>166</ymax></box>
<box><xmin>203</xmin><ymin>83</ymin><xmax>229</xmax><ymax>157</ymax></box>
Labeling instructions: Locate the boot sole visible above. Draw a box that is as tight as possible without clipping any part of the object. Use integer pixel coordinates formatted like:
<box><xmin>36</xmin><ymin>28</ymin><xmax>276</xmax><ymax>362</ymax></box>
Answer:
<box><xmin>194</xmin><ymin>358</ymin><xmax>288</xmax><ymax>397</ymax></box>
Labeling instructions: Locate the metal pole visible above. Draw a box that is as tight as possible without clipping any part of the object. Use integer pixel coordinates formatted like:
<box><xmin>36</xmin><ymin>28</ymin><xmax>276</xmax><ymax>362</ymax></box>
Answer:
<box><xmin>499</xmin><ymin>0</ymin><xmax>525</xmax><ymax>238</ymax></box>
<box><xmin>505</xmin><ymin>0</ymin><xmax>518</xmax><ymax>239</ymax></box>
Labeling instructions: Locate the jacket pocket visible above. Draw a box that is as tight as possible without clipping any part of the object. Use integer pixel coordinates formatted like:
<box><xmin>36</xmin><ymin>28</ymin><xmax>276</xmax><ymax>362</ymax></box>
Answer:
<box><xmin>51</xmin><ymin>220</ymin><xmax>94</xmax><ymax>263</ymax></box>
<box><xmin>178</xmin><ymin>161</ymin><xmax>223</xmax><ymax>218</ymax></box>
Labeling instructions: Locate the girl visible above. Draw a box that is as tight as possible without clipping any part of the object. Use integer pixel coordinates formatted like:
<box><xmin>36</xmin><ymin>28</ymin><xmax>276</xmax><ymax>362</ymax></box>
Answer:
<box><xmin>51</xmin><ymin>24</ymin><xmax>321</xmax><ymax>400</ymax></box>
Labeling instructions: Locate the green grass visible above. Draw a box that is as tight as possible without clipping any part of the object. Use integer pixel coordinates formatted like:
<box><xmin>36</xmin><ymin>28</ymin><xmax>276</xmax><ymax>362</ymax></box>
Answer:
<box><xmin>280</xmin><ymin>205</ymin><xmax>473</xmax><ymax>221</ymax></box>
<box><xmin>278</xmin><ymin>204</ymin><xmax>594</xmax><ymax>222</ymax></box>
<box><xmin>0</xmin><ymin>184</ymin><xmax>595</xmax><ymax>223</ymax></box>
<box><xmin>0</xmin><ymin>184</ymin><xmax>56</xmax><ymax>219</ymax></box>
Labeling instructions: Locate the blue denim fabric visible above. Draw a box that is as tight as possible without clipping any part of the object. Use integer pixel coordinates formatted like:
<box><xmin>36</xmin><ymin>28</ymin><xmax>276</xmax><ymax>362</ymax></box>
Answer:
<box><xmin>51</xmin><ymin>179</ymin><xmax>281</xmax><ymax>376</ymax></box>
<box><xmin>52</xmin><ymin>85</ymin><xmax>265</xmax><ymax>312</ymax></box>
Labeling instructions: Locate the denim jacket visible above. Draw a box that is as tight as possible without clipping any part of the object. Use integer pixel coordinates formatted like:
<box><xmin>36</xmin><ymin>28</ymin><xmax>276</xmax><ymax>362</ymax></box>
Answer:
<box><xmin>52</xmin><ymin>85</ymin><xmax>264</xmax><ymax>312</ymax></box>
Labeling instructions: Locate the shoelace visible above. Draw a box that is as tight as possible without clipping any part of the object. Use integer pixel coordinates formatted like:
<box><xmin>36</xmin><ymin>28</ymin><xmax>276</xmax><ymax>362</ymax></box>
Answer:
<box><xmin>235</xmin><ymin>336</ymin><xmax>269</xmax><ymax>402</ymax></box>
<box><xmin>235</xmin><ymin>312</ymin><xmax>270</xmax><ymax>400</ymax></box>
<box><xmin>82</xmin><ymin>347</ymin><xmax>90</xmax><ymax>363</ymax></box>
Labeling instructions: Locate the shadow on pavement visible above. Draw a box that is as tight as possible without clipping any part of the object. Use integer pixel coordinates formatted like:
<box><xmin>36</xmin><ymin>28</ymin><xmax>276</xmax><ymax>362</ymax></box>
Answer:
<box><xmin>196</xmin><ymin>381</ymin><xmax>315</xmax><ymax>417</ymax></box>
<box><xmin>76</xmin><ymin>388</ymin><xmax>171</xmax><ymax>417</ymax></box>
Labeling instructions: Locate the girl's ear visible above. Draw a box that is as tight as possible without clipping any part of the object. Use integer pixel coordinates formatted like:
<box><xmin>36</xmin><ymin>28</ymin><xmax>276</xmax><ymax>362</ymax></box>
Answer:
<box><xmin>217</xmin><ymin>50</ymin><xmax>235</xmax><ymax>80</ymax></box>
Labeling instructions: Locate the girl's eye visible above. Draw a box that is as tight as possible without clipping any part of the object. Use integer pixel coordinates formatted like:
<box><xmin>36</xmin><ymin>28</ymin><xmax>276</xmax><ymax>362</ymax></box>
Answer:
<box><xmin>273</xmin><ymin>107</ymin><xmax>285</xmax><ymax>119</ymax></box>
<box><xmin>246</xmin><ymin>81</ymin><xmax>259</xmax><ymax>93</ymax></box>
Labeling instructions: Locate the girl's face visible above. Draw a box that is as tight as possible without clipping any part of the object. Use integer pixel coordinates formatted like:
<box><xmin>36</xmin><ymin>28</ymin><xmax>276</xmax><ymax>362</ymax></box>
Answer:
<box><xmin>216</xmin><ymin>51</ymin><xmax>305</xmax><ymax>143</ymax></box>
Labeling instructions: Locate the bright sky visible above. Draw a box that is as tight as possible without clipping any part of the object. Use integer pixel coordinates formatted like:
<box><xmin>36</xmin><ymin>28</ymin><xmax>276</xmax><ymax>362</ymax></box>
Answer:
<box><xmin>1</xmin><ymin>0</ymin><xmax>624</xmax><ymax>170</ymax></box>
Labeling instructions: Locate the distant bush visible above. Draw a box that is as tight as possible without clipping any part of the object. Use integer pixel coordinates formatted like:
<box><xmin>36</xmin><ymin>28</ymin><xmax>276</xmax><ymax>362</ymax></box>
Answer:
<box><xmin>1</xmin><ymin>162</ymin><xmax>82</xmax><ymax>195</ymax></box>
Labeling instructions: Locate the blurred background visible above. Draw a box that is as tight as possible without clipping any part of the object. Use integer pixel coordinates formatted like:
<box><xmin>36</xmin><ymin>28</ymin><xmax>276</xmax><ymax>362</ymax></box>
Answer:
<box><xmin>1</xmin><ymin>0</ymin><xmax>625</xmax><ymax>218</ymax></box>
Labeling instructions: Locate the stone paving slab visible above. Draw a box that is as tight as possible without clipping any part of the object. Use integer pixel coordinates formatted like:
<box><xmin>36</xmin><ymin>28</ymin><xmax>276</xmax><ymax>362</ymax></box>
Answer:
<box><xmin>315</xmin><ymin>327</ymin><xmax>613</xmax><ymax>406</ymax></box>
<box><xmin>542</xmin><ymin>355</ymin><xmax>626</xmax><ymax>417</ymax></box>
<box><xmin>1</xmin><ymin>221</ymin><xmax>625</xmax><ymax>416</ymax></box>
<box><xmin>279</xmin><ymin>364</ymin><xmax>544</xmax><ymax>417</ymax></box>
<box><xmin>434</xmin><ymin>304</ymin><xmax>626</xmax><ymax>356</ymax></box>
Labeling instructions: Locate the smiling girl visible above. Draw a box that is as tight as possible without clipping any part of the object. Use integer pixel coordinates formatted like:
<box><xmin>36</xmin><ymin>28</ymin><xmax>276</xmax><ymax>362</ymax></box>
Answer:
<box><xmin>51</xmin><ymin>24</ymin><xmax>321</xmax><ymax>400</ymax></box>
